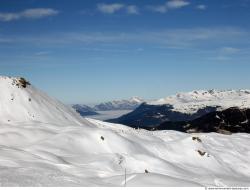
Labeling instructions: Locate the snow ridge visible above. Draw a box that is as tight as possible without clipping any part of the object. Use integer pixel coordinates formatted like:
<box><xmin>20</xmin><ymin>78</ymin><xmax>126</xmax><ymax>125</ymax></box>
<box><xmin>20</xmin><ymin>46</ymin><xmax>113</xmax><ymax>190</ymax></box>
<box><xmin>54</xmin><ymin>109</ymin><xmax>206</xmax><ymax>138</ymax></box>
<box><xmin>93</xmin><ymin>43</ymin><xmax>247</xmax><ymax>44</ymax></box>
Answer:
<box><xmin>94</xmin><ymin>97</ymin><xmax>144</xmax><ymax>111</ymax></box>
<box><xmin>0</xmin><ymin>76</ymin><xmax>83</xmax><ymax>125</ymax></box>
<box><xmin>149</xmin><ymin>89</ymin><xmax>250</xmax><ymax>114</ymax></box>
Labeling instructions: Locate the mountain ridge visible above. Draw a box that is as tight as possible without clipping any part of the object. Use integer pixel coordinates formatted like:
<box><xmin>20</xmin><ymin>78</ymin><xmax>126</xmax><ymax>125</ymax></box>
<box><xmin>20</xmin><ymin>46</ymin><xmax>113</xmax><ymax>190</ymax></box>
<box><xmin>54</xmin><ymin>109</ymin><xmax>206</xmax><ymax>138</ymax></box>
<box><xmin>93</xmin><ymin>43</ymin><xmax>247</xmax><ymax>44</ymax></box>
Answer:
<box><xmin>72</xmin><ymin>97</ymin><xmax>144</xmax><ymax>116</ymax></box>
<box><xmin>148</xmin><ymin>89</ymin><xmax>250</xmax><ymax>113</ymax></box>
<box><xmin>93</xmin><ymin>96</ymin><xmax>144</xmax><ymax>111</ymax></box>
<box><xmin>110</xmin><ymin>89</ymin><xmax>250</xmax><ymax>129</ymax></box>
<box><xmin>0</xmin><ymin>76</ymin><xmax>250</xmax><ymax>186</ymax></box>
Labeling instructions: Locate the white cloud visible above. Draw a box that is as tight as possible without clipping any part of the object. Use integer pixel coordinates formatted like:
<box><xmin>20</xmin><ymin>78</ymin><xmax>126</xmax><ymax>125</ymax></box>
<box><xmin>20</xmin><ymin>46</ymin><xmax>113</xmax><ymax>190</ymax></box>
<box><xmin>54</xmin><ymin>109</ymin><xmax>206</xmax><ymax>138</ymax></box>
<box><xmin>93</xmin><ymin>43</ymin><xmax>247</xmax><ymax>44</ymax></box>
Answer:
<box><xmin>147</xmin><ymin>5</ymin><xmax>168</xmax><ymax>13</ymax></box>
<box><xmin>196</xmin><ymin>5</ymin><xmax>207</xmax><ymax>10</ymax></box>
<box><xmin>0</xmin><ymin>13</ymin><xmax>19</xmax><ymax>22</ymax></box>
<box><xmin>97</xmin><ymin>3</ymin><xmax>124</xmax><ymax>14</ymax></box>
<box><xmin>97</xmin><ymin>3</ymin><xmax>139</xmax><ymax>15</ymax></box>
<box><xmin>0</xmin><ymin>8</ymin><xmax>59</xmax><ymax>22</ymax></box>
<box><xmin>214</xmin><ymin>56</ymin><xmax>231</xmax><ymax>61</ymax></box>
<box><xmin>21</xmin><ymin>8</ymin><xmax>58</xmax><ymax>18</ymax></box>
<box><xmin>212</xmin><ymin>47</ymin><xmax>241</xmax><ymax>61</ymax></box>
<box><xmin>35</xmin><ymin>51</ymin><xmax>51</xmax><ymax>56</ymax></box>
<box><xmin>1</xmin><ymin>28</ymin><xmax>248</xmax><ymax>53</ymax></box>
<box><xmin>166</xmin><ymin>0</ymin><xmax>190</xmax><ymax>9</ymax></box>
<box><xmin>148</xmin><ymin>0</ymin><xmax>190</xmax><ymax>13</ymax></box>
<box><xmin>126</xmin><ymin>5</ymin><xmax>139</xmax><ymax>14</ymax></box>
<box><xmin>220</xmin><ymin>47</ymin><xmax>240</xmax><ymax>54</ymax></box>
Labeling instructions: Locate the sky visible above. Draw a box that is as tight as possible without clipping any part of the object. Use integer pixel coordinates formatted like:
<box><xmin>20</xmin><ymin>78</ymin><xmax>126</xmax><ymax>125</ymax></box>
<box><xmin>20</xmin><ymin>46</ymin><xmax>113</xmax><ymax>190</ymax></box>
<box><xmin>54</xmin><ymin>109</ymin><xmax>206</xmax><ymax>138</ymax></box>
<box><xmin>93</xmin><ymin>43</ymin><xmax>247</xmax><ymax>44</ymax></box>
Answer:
<box><xmin>0</xmin><ymin>0</ymin><xmax>250</xmax><ymax>104</ymax></box>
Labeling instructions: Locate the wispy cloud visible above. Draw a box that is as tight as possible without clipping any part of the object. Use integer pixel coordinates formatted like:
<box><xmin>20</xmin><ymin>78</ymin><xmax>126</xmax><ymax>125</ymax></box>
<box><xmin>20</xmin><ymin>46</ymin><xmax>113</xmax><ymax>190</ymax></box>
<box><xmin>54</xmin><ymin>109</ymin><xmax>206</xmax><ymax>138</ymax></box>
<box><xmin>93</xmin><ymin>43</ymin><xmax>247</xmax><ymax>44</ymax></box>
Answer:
<box><xmin>147</xmin><ymin>5</ymin><xmax>168</xmax><ymax>13</ymax></box>
<box><xmin>148</xmin><ymin>0</ymin><xmax>190</xmax><ymax>13</ymax></box>
<box><xmin>1</xmin><ymin>27</ymin><xmax>249</xmax><ymax>64</ymax></box>
<box><xmin>2</xmin><ymin>27</ymin><xmax>247</xmax><ymax>51</ymax></box>
<box><xmin>220</xmin><ymin>47</ymin><xmax>240</xmax><ymax>54</ymax></box>
<box><xmin>166</xmin><ymin>0</ymin><xmax>190</xmax><ymax>9</ymax></box>
<box><xmin>97</xmin><ymin>3</ymin><xmax>124</xmax><ymax>14</ymax></box>
<box><xmin>196</xmin><ymin>5</ymin><xmax>207</xmax><ymax>10</ymax></box>
<box><xmin>97</xmin><ymin>3</ymin><xmax>139</xmax><ymax>14</ymax></box>
<box><xmin>0</xmin><ymin>8</ymin><xmax>59</xmax><ymax>22</ymax></box>
<box><xmin>34</xmin><ymin>51</ymin><xmax>51</xmax><ymax>56</ymax></box>
<box><xmin>126</xmin><ymin>5</ymin><xmax>139</xmax><ymax>14</ymax></box>
<box><xmin>211</xmin><ymin>47</ymin><xmax>242</xmax><ymax>61</ymax></box>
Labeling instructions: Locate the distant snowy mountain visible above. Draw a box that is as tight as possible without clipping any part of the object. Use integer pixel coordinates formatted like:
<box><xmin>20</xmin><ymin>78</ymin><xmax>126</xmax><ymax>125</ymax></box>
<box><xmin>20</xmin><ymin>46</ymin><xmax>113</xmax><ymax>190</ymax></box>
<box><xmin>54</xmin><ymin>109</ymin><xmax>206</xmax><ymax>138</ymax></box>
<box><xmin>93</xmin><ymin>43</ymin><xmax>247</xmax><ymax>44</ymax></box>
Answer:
<box><xmin>94</xmin><ymin>97</ymin><xmax>144</xmax><ymax>111</ymax></box>
<box><xmin>72</xmin><ymin>97</ymin><xmax>144</xmax><ymax>117</ymax></box>
<box><xmin>72</xmin><ymin>104</ymin><xmax>99</xmax><ymax>116</ymax></box>
<box><xmin>149</xmin><ymin>89</ymin><xmax>250</xmax><ymax>113</ymax></box>
<box><xmin>0</xmin><ymin>76</ymin><xmax>250</xmax><ymax>186</ymax></box>
<box><xmin>110</xmin><ymin>90</ymin><xmax>250</xmax><ymax>129</ymax></box>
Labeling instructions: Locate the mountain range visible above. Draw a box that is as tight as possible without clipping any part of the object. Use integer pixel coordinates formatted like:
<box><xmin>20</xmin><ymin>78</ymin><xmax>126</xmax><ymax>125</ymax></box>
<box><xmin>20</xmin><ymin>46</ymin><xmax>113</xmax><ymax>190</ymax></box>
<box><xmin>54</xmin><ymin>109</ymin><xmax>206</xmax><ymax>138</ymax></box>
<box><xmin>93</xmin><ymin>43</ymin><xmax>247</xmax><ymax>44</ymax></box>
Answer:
<box><xmin>109</xmin><ymin>90</ymin><xmax>250</xmax><ymax>133</ymax></box>
<box><xmin>72</xmin><ymin>97</ymin><xmax>144</xmax><ymax>116</ymax></box>
<box><xmin>0</xmin><ymin>76</ymin><xmax>249</xmax><ymax>186</ymax></box>
<box><xmin>72</xmin><ymin>104</ymin><xmax>99</xmax><ymax>116</ymax></box>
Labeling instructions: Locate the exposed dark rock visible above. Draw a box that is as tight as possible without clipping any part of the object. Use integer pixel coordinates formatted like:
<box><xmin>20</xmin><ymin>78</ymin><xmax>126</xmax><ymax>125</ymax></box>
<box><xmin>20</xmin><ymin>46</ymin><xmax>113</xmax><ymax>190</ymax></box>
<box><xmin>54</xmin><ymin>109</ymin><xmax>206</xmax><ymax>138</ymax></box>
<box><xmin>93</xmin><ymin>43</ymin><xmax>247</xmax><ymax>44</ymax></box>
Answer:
<box><xmin>192</xmin><ymin>137</ymin><xmax>202</xmax><ymax>142</ymax></box>
<box><xmin>18</xmin><ymin>77</ymin><xmax>31</xmax><ymax>88</ymax></box>
<box><xmin>11</xmin><ymin>77</ymin><xmax>31</xmax><ymax>89</ymax></box>
<box><xmin>197</xmin><ymin>150</ymin><xmax>206</xmax><ymax>156</ymax></box>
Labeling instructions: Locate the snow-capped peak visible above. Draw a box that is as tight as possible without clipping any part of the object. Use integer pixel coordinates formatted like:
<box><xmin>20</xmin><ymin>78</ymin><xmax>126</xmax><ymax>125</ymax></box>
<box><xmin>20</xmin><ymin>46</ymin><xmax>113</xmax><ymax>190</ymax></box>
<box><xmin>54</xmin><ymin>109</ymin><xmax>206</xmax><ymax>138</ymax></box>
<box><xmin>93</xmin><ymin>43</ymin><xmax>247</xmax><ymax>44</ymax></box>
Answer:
<box><xmin>148</xmin><ymin>89</ymin><xmax>250</xmax><ymax>114</ymax></box>
<box><xmin>0</xmin><ymin>76</ymin><xmax>83</xmax><ymax>125</ymax></box>
<box><xmin>129</xmin><ymin>96</ymin><xmax>145</xmax><ymax>103</ymax></box>
<box><xmin>94</xmin><ymin>97</ymin><xmax>144</xmax><ymax>111</ymax></box>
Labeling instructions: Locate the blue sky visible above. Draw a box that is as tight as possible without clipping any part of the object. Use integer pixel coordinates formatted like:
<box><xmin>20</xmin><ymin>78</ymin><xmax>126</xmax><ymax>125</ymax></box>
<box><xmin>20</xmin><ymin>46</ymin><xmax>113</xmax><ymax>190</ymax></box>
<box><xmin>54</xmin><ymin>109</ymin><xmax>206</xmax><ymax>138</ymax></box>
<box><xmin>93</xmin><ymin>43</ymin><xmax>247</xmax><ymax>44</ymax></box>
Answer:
<box><xmin>0</xmin><ymin>0</ymin><xmax>250</xmax><ymax>104</ymax></box>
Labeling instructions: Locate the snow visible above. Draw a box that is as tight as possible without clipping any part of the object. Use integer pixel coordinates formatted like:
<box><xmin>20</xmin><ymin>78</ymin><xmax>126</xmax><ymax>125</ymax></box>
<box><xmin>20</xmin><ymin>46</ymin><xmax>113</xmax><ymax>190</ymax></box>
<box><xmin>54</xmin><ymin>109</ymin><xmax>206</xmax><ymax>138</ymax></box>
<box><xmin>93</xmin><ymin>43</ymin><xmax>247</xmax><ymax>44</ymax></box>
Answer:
<box><xmin>93</xmin><ymin>97</ymin><xmax>144</xmax><ymax>111</ymax></box>
<box><xmin>0</xmin><ymin>76</ymin><xmax>250</xmax><ymax>186</ymax></box>
<box><xmin>148</xmin><ymin>89</ymin><xmax>250</xmax><ymax>114</ymax></box>
<box><xmin>0</xmin><ymin>119</ymin><xmax>250</xmax><ymax>186</ymax></box>
<box><xmin>129</xmin><ymin>96</ymin><xmax>145</xmax><ymax>103</ymax></box>
<box><xmin>0</xmin><ymin>76</ymin><xmax>83</xmax><ymax>125</ymax></box>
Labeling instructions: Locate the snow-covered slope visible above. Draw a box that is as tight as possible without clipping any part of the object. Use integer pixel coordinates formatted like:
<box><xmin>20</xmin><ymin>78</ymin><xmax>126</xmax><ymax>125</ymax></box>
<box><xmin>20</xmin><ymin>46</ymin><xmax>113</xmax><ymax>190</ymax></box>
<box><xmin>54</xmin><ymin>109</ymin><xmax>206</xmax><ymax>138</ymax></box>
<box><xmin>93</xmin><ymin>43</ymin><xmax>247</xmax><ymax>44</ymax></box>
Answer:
<box><xmin>0</xmin><ymin>77</ymin><xmax>250</xmax><ymax>186</ymax></box>
<box><xmin>0</xmin><ymin>118</ymin><xmax>249</xmax><ymax>186</ymax></box>
<box><xmin>149</xmin><ymin>89</ymin><xmax>250</xmax><ymax>114</ymax></box>
<box><xmin>94</xmin><ymin>97</ymin><xmax>144</xmax><ymax>111</ymax></box>
<box><xmin>0</xmin><ymin>76</ymin><xmax>83</xmax><ymax>125</ymax></box>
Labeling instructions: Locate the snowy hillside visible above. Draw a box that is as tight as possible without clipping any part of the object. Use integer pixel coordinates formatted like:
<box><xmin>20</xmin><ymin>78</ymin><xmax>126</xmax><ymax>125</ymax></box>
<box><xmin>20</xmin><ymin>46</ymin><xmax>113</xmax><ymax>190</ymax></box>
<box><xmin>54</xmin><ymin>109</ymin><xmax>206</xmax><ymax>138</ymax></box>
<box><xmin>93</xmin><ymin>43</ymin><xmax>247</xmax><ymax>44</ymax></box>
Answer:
<box><xmin>0</xmin><ymin>76</ymin><xmax>83</xmax><ymax>125</ymax></box>
<box><xmin>149</xmin><ymin>89</ymin><xmax>250</xmax><ymax>114</ymax></box>
<box><xmin>0</xmin><ymin>118</ymin><xmax>249</xmax><ymax>186</ymax></box>
<box><xmin>0</xmin><ymin>76</ymin><xmax>249</xmax><ymax>186</ymax></box>
<box><xmin>94</xmin><ymin>97</ymin><xmax>144</xmax><ymax>111</ymax></box>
